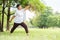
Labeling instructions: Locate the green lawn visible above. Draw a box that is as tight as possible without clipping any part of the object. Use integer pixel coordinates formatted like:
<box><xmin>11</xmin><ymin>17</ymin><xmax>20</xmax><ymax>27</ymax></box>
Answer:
<box><xmin>0</xmin><ymin>28</ymin><xmax>60</xmax><ymax>40</ymax></box>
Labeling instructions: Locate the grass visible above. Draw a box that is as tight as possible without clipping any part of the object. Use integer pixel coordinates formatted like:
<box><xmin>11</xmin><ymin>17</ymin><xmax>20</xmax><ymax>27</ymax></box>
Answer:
<box><xmin>0</xmin><ymin>28</ymin><xmax>60</xmax><ymax>40</ymax></box>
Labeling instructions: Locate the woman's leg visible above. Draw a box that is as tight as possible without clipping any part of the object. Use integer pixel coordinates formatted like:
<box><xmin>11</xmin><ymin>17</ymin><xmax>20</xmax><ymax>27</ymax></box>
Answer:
<box><xmin>10</xmin><ymin>23</ymin><xmax>19</xmax><ymax>33</ymax></box>
<box><xmin>20</xmin><ymin>22</ymin><xmax>29</xmax><ymax>35</ymax></box>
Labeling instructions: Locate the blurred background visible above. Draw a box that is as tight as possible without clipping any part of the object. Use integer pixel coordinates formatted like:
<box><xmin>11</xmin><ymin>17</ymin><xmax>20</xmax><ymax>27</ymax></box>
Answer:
<box><xmin>0</xmin><ymin>0</ymin><xmax>60</xmax><ymax>31</ymax></box>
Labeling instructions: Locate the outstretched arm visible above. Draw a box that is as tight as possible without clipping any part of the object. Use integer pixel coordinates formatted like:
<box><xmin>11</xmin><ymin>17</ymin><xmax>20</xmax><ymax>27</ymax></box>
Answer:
<box><xmin>24</xmin><ymin>4</ymin><xmax>31</xmax><ymax>11</ymax></box>
<box><xmin>24</xmin><ymin>6</ymin><xmax>30</xmax><ymax>11</ymax></box>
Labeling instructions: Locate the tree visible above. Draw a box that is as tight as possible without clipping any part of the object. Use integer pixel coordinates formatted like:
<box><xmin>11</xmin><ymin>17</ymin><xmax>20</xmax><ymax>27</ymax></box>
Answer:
<box><xmin>0</xmin><ymin>0</ymin><xmax>3</xmax><ymax>32</ymax></box>
<box><xmin>6</xmin><ymin>0</ymin><xmax>11</xmax><ymax>31</ymax></box>
<box><xmin>1</xmin><ymin>0</ymin><xmax>6</xmax><ymax>32</ymax></box>
<box><xmin>0</xmin><ymin>11</ymin><xmax>3</xmax><ymax>32</ymax></box>
<box><xmin>32</xmin><ymin>7</ymin><xmax>53</xmax><ymax>28</ymax></box>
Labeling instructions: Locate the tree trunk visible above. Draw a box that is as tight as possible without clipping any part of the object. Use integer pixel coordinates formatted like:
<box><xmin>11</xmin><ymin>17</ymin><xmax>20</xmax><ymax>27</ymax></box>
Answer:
<box><xmin>6</xmin><ymin>8</ymin><xmax>10</xmax><ymax>31</ymax></box>
<box><xmin>6</xmin><ymin>0</ymin><xmax>11</xmax><ymax>31</ymax></box>
<box><xmin>0</xmin><ymin>11</ymin><xmax>3</xmax><ymax>32</ymax></box>
<box><xmin>0</xmin><ymin>21</ymin><xmax>3</xmax><ymax>32</ymax></box>
<box><xmin>2</xmin><ymin>0</ymin><xmax>5</xmax><ymax>32</ymax></box>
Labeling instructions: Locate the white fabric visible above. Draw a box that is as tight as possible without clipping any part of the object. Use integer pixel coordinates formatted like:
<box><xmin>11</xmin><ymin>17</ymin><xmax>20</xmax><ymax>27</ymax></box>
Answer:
<box><xmin>14</xmin><ymin>9</ymin><xmax>26</xmax><ymax>23</ymax></box>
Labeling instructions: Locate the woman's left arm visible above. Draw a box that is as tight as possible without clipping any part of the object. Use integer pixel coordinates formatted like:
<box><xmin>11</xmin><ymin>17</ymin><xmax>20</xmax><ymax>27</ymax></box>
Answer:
<box><xmin>24</xmin><ymin>5</ymin><xmax>30</xmax><ymax>11</ymax></box>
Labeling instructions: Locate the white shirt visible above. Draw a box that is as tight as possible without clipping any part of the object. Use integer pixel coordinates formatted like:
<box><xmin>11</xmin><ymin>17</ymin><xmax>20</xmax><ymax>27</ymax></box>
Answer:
<box><xmin>14</xmin><ymin>9</ymin><xmax>26</xmax><ymax>23</ymax></box>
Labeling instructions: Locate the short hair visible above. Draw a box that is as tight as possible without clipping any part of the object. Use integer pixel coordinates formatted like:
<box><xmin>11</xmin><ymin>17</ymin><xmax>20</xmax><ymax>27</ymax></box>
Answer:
<box><xmin>16</xmin><ymin>4</ymin><xmax>21</xmax><ymax>8</ymax></box>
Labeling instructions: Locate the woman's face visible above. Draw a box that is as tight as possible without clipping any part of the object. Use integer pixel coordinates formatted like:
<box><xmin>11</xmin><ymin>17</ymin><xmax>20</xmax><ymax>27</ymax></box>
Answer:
<box><xmin>18</xmin><ymin>5</ymin><xmax>22</xmax><ymax>10</ymax></box>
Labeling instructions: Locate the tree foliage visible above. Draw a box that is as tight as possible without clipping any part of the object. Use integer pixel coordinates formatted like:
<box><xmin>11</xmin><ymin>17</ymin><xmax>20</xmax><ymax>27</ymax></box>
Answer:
<box><xmin>32</xmin><ymin>7</ymin><xmax>53</xmax><ymax>28</ymax></box>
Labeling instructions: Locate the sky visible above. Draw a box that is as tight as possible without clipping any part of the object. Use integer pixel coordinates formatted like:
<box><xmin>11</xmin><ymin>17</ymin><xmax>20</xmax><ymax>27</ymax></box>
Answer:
<box><xmin>41</xmin><ymin>0</ymin><xmax>60</xmax><ymax>12</ymax></box>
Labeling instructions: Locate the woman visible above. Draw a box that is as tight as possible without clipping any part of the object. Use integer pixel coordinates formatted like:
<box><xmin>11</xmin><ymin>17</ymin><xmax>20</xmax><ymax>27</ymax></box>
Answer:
<box><xmin>9</xmin><ymin>4</ymin><xmax>30</xmax><ymax>35</ymax></box>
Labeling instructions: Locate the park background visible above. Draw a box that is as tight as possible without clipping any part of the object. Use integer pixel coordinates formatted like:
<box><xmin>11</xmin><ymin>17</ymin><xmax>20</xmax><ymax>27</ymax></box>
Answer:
<box><xmin>0</xmin><ymin>0</ymin><xmax>60</xmax><ymax>40</ymax></box>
